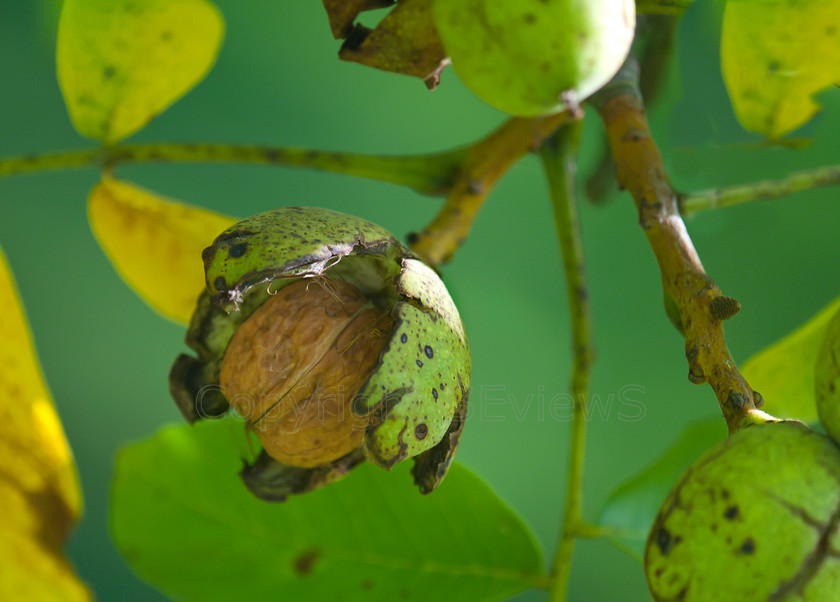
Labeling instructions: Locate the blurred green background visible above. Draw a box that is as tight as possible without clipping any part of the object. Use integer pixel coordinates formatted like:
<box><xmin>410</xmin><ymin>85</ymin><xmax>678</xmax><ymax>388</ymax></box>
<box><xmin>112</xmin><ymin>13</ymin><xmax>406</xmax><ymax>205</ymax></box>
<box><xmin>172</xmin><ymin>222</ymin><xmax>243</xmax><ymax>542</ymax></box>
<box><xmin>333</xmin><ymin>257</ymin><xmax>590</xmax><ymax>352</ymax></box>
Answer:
<box><xmin>1</xmin><ymin>2</ymin><xmax>839</xmax><ymax>600</ymax></box>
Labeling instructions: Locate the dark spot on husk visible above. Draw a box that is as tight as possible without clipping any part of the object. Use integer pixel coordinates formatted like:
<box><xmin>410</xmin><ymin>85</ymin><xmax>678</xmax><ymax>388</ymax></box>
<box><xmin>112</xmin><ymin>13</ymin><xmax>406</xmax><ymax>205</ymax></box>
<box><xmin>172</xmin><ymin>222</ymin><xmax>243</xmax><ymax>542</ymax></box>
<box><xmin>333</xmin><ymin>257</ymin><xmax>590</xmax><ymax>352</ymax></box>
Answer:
<box><xmin>432</xmin><ymin>388</ymin><xmax>438</xmax><ymax>400</ymax></box>
<box><xmin>400</xmin><ymin>333</ymin><xmax>408</xmax><ymax>344</ymax></box>
<box><xmin>213</xmin><ymin>276</ymin><xmax>227</xmax><ymax>291</ymax></box>
<box><xmin>739</xmin><ymin>538</ymin><xmax>755</xmax><ymax>555</ymax></box>
<box><xmin>656</xmin><ymin>527</ymin><xmax>675</xmax><ymax>555</ymax></box>
<box><xmin>424</xmin><ymin>345</ymin><xmax>434</xmax><ymax>359</ymax></box>
<box><xmin>415</xmin><ymin>423</ymin><xmax>428</xmax><ymax>440</ymax></box>
<box><xmin>228</xmin><ymin>242</ymin><xmax>248</xmax><ymax>258</ymax></box>
<box><xmin>416</xmin><ymin>359</ymin><xmax>423</xmax><ymax>368</ymax></box>
<box><xmin>724</xmin><ymin>505</ymin><xmax>739</xmax><ymax>520</ymax></box>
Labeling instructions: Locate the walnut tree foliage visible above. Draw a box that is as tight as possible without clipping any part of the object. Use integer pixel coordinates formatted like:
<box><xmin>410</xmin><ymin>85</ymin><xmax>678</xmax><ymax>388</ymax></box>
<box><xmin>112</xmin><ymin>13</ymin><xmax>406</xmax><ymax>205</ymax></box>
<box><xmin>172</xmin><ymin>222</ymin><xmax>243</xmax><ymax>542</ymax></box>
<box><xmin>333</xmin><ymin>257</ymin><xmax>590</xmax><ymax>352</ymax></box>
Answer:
<box><xmin>1</xmin><ymin>1</ymin><xmax>840</xmax><ymax>601</ymax></box>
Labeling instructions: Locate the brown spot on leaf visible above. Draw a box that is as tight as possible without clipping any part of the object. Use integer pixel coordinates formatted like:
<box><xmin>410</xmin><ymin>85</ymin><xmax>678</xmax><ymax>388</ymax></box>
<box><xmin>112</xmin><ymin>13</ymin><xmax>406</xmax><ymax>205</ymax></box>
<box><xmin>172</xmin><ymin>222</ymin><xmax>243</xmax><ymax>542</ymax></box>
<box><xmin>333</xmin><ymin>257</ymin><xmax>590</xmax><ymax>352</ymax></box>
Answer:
<box><xmin>293</xmin><ymin>548</ymin><xmax>322</xmax><ymax>575</ymax></box>
<box><xmin>724</xmin><ymin>505</ymin><xmax>739</xmax><ymax>520</ymax></box>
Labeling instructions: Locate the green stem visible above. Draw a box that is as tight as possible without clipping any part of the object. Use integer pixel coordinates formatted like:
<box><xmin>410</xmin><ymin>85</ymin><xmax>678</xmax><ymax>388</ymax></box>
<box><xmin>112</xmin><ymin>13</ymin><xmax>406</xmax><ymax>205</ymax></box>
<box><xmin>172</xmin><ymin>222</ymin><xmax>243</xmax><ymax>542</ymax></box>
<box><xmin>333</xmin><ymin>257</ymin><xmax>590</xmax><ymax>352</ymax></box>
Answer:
<box><xmin>540</xmin><ymin>120</ymin><xmax>595</xmax><ymax>602</ymax></box>
<box><xmin>574</xmin><ymin>522</ymin><xmax>644</xmax><ymax>540</ymax></box>
<box><xmin>0</xmin><ymin>143</ymin><xmax>467</xmax><ymax>196</ymax></box>
<box><xmin>679</xmin><ymin>164</ymin><xmax>840</xmax><ymax>216</ymax></box>
<box><xmin>0</xmin><ymin>148</ymin><xmax>102</xmax><ymax>177</ymax></box>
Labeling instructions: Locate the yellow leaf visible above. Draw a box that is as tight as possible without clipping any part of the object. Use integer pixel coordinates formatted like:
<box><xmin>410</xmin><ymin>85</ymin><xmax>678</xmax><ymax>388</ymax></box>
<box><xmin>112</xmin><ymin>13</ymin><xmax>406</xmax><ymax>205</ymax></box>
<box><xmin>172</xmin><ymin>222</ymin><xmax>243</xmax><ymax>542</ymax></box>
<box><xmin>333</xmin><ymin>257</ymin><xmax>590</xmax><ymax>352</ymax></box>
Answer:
<box><xmin>721</xmin><ymin>0</ymin><xmax>840</xmax><ymax>138</ymax></box>
<box><xmin>57</xmin><ymin>0</ymin><xmax>224</xmax><ymax>143</ymax></box>
<box><xmin>741</xmin><ymin>295</ymin><xmax>840</xmax><ymax>423</ymax></box>
<box><xmin>0</xmin><ymin>247</ymin><xmax>89</xmax><ymax>601</ymax></box>
<box><xmin>88</xmin><ymin>177</ymin><xmax>235</xmax><ymax>324</ymax></box>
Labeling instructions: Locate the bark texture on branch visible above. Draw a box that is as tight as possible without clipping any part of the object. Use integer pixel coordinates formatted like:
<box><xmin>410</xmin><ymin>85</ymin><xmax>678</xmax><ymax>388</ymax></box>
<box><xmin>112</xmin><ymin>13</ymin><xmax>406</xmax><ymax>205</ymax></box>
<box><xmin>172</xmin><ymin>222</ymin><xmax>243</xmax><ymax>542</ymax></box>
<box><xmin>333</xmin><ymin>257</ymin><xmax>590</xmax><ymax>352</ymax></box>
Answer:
<box><xmin>410</xmin><ymin>112</ymin><xmax>570</xmax><ymax>266</ymax></box>
<box><xmin>595</xmin><ymin>90</ymin><xmax>761</xmax><ymax>433</ymax></box>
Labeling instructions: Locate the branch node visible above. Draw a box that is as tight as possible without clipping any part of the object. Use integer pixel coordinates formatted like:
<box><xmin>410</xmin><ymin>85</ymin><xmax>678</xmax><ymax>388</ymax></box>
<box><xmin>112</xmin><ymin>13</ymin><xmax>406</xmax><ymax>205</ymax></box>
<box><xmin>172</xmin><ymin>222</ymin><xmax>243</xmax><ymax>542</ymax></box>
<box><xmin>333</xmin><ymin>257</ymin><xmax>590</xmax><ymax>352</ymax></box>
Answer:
<box><xmin>688</xmin><ymin>366</ymin><xmax>706</xmax><ymax>385</ymax></box>
<box><xmin>726</xmin><ymin>390</ymin><xmax>750</xmax><ymax>412</ymax></box>
<box><xmin>709</xmin><ymin>295</ymin><xmax>741</xmax><ymax>321</ymax></box>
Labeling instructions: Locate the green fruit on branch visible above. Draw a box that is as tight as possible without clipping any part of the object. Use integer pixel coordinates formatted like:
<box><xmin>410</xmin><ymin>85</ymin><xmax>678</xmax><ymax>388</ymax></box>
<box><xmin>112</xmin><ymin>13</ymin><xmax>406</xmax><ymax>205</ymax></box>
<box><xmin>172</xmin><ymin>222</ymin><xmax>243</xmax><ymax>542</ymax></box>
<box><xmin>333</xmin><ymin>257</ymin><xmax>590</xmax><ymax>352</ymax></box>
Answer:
<box><xmin>432</xmin><ymin>0</ymin><xmax>636</xmax><ymax>116</ymax></box>
<box><xmin>169</xmin><ymin>206</ymin><xmax>470</xmax><ymax>501</ymax></box>
<box><xmin>646</xmin><ymin>421</ymin><xmax>840</xmax><ymax>601</ymax></box>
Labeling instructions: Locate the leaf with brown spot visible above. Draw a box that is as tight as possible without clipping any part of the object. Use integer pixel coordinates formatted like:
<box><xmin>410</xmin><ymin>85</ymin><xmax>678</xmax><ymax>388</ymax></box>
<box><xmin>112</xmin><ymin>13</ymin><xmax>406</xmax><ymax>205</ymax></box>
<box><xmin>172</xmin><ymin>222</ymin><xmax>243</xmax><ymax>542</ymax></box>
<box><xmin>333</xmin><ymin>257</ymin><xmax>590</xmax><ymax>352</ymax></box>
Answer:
<box><xmin>292</xmin><ymin>548</ymin><xmax>322</xmax><ymax>575</ymax></box>
<box><xmin>339</xmin><ymin>0</ymin><xmax>447</xmax><ymax>89</ymax></box>
<box><xmin>88</xmin><ymin>177</ymin><xmax>236</xmax><ymax>325</ymax></box>
<box><xmin>322</xmin><ymin>0</ymin><xmax>395</xmax><ymax>39</ymax></box>
<box><xmin>0</xmin><ymin>246</ymin><xmax>90</xmax><ymax>601</ymax></box>
<box><xmin>111</xmin><ymin>420</ymin><xmax>544</xmax><ymax>600</ymax></box>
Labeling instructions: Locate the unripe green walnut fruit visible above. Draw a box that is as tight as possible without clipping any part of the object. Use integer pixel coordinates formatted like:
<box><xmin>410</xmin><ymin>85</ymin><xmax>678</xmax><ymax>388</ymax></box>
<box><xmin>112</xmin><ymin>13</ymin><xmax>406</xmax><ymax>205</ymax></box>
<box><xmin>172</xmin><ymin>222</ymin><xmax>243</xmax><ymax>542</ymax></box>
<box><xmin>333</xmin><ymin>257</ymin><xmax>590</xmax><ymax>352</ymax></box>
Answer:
<box><xmin>646</xmin><ymin>421</ymin><xmax>840</xmax><ymax>601</ymax></box>
<box><xmin>169</xmin><ymin>207</ymin><xmax>470</xmax><ymax>501</ymax></box>
<box><xmin>432</xmin><ymin>0</ymin><xmax>635</xmax><ymax>116</ymax></box>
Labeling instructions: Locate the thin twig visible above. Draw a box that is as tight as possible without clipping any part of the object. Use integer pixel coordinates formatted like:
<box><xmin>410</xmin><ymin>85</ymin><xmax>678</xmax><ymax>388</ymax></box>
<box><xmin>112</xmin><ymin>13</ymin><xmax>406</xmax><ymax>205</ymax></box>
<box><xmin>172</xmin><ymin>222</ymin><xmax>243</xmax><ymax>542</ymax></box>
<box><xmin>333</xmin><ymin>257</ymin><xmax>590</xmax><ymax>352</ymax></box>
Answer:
<box><xmin>680</xmin><ymin>164</ymin><xmax>840</xmax><ymax>216</ymax></box>
<box><xmin>409</xmin><ymin>112</ymin><xmax>571</xmax><ymax>267</ymax></box>
<box><xmin>0</xmin><ymin>143</ymin><xmax>467</xmax><ymax>196</ymax></box>
<box><xmin>591</xmin><ymin>57</ymin><xmax>762</xmax><ymax>433</ymax></box>
<box><xmin>539</xmin><ymin>120</ymin><xmax>595</xmax><ymax>602</ymax></box>
<box><xmin>0</xmin><ymin>148</ymin><xmax>102</xmax><ymax>177</ymax></box>
<box><xmin>586</xmin><ymin>15</ymin><xmax>680</xmax><ymax>204</ymax></box>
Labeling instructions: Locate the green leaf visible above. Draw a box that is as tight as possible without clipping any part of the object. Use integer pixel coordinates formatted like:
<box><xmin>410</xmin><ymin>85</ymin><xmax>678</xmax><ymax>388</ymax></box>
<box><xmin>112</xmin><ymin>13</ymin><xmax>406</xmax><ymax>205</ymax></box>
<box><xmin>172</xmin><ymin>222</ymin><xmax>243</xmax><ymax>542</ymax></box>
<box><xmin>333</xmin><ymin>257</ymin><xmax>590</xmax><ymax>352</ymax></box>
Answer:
<box><xmin>598</xmin><ymin>418</ymin><xmax>725</xmax><ymax>561</ymax></box>
<box><xmin>110</xmin><ymin>420</ymin><xmax>544</xmax><ymax>601</ymax></box>
<box><xmin>721</xmin><ymin>0</ymin><xmax>840</xmax><ymax>138</ymax></box>
<box><xmin>57</xmin><ymin>0</ymin><xmax>224</xmax><ymax>142</ymax></box>
<box><xmin>816</xmin><ymin>305</ymin><xmax>840</xmax><ymax>442</ymax></box>
<box><xmin>741</xmin><ymin>295</ymin><xmax>840</xmax><ymax>423</ymax></box>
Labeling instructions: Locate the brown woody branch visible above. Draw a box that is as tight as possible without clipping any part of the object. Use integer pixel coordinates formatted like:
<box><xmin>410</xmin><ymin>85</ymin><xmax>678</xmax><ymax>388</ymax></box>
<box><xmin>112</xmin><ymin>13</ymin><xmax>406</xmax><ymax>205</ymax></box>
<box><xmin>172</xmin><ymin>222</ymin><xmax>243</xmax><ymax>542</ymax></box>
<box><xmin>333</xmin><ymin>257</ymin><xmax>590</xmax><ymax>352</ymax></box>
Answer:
<box><xmin>592</xmin><ymin>60</ymin><xmax>761</xmax><ymax>433</ymax></box>
<box><xmin>409</xmin><ymin>112</ymin><xmax>571</xmax><ymax>267</ymax></box>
